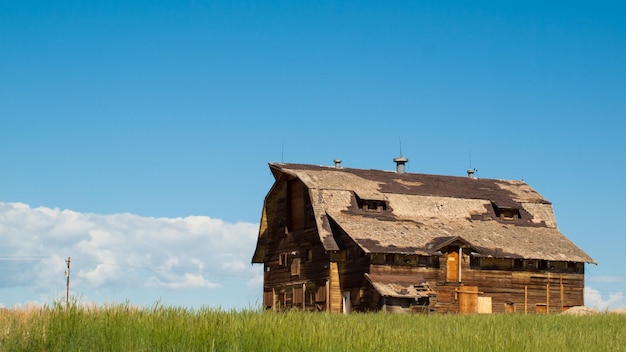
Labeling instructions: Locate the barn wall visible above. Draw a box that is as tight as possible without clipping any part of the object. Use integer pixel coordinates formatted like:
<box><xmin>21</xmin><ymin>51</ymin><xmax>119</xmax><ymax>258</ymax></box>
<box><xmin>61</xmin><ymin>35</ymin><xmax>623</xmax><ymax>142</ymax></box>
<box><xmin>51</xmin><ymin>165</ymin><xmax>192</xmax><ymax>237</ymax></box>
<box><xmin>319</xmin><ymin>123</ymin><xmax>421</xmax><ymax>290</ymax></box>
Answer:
<box><xmin>262</xmin><ymin>178</ymin><xmax>331</xmax><ymax>311</ymax></box>
<box><xmin>368</xmin><ymin>259</ymin><xmax>585</xmax><ymax>314</ymax></box>
<box><xmin>460</xmin><ymin>269</ymin><xmax>585</xmax><ymax>313</ymax></box>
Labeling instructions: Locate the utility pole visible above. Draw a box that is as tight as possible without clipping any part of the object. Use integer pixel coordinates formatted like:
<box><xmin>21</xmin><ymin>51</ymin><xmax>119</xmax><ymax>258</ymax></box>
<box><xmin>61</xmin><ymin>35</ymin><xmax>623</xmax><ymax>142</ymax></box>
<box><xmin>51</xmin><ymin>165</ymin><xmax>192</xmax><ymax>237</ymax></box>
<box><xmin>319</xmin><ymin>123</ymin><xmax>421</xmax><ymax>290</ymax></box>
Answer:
<box><xmin>65</xmin><ymin>257</ymin><xmax>71</xmax><ymax>310</ymax></box>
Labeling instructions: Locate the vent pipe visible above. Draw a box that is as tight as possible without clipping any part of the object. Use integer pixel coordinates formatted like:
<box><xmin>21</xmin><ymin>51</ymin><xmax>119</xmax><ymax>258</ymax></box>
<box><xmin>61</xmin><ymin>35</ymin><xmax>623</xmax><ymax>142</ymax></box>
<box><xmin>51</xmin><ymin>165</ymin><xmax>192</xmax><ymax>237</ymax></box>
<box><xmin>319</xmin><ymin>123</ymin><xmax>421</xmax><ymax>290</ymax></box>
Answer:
<box><xmin>334</xmin><ymin>159</ymin><xmax>342</xmax><ymax>168</ymax></box>
<box><xmin>393</xmin><ymin>156</ymin><xmax>408</xmax><ymax>174</ymax></box>
<box><xmin>467</xmin><ymin>168</ymin><xmax>476</xmax><ymax>179</ymax></box>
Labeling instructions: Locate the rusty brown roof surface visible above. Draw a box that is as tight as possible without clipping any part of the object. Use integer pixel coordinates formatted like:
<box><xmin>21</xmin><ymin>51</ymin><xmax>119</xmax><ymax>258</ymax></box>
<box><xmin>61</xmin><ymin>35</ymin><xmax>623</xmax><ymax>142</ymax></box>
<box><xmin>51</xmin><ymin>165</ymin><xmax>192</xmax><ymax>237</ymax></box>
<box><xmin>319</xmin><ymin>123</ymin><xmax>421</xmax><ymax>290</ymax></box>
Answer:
<box><xmin>328</xmin><ymin>211</ymin><xmax>596</xmax><ymax>263</ymax></box>
<box><xmin>271</xmin><ymin>163</ymin><xmax>549</xmax><ymax>207</ymax></box>
<box><xmin>269</xmin><ymin>163</ymin><xmax>595</xmax><ymax>264</ymax></box>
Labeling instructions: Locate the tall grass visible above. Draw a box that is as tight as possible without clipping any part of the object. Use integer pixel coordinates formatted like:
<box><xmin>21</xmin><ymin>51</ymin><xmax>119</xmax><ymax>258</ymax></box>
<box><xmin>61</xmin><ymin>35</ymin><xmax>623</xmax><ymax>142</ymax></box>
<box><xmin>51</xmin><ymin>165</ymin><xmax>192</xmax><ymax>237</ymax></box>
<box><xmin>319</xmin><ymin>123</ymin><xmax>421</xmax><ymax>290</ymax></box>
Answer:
<box><xmin>0</xmin><ymin>302</ymin><xmax>624</xmax><ymax>351</ymax></box>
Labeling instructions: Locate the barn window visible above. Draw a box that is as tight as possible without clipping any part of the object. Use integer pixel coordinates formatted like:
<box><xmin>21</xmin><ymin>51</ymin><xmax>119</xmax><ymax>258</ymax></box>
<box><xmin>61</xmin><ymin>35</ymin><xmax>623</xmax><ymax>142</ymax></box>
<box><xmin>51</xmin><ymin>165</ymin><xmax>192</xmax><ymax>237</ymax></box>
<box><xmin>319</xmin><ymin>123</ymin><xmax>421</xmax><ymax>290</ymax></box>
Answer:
<box><xmin>293</xmin><ymin>286</ymin><xmax>304</xmax><ymax>306</ymax></box>
<box><xmin>371</xmin><ymin>253</ymin><xmax>385</xmax><ymax>264</ymax></box>
<box><xmin>491</xmin><ymin>202</ymin><xmax>521</xmax><ymax>221</ymax></box>
<box><xmin>263</xmin><ymin>289</ymin><xmax>273</xmax><ymax>309</ymax></box>
<box><xmin>291</xmin><ymin>258</ymin><xmax>301</xmax><ymax>276</ymax></box>
<box><xmin>305</xmin><ymin>249</ymin><xmax>313</xmax><ymax>262</ymax></box>
<box><xmin>567</xmin><ymin>261</ymin><xmax>581</xmax><ymax>273</ymax></box>
<box><xmin>306</xmin><ymin>289</ymin><xmax>315</xmax><ymax>305</ymax></box>
<box><xmin>287</xmin><ymin>179</ymin><xmax>306</xmax><ymax>232</ymax></box>
<box><xmin>537</xmin><ymin>260</ymin><xmax>548</xmax><ymax>271</ymax></box>
<box><xmin>385</xmin><ymin>254</ymin><xmax>395</xmax><ymax>264</ymax></box>
<box><xmin>315</xmin><ymin>285</ymin><xmax>327</xmax><ymax>302</ymax></box>
<box><xmin>418</xmin><ymin>255</ymin><xmax>439</xmax><ymax>268</ymax></box>
<box><xmin>279</xmin><ymin>253</ymin><xmax>289</xmax><ymax>266</ymax></box>
<box><xmin>355</xmin><ymin>194</ymin><xmax>387</xmax><ymax>212</ymax></box>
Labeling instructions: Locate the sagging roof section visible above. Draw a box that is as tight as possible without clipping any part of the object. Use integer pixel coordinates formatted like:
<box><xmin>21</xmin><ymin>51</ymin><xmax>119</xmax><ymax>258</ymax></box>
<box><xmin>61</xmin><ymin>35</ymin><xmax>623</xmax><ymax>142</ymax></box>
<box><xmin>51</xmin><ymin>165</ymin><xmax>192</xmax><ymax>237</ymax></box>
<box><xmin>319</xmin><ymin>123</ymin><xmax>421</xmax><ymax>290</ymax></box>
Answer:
<box><xmin>365</xmin><ymin>273</ymin><xmax>436</xmax><ymax>299</ymax></box>
<box><xmin>263</xmin><ymin>163</ymin><xmax>595</xmax><ymax>264</ymax></box>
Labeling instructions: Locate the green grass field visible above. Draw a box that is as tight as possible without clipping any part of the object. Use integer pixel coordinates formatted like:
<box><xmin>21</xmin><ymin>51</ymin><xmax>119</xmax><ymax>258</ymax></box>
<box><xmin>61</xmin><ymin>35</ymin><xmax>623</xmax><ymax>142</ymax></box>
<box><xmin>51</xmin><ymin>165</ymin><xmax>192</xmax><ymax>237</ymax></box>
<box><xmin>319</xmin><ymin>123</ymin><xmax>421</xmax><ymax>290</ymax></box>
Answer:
<box><xmin>0</xmin><ymin>302</ymin><xmax>624</xmax><ymax>351</ymax></box>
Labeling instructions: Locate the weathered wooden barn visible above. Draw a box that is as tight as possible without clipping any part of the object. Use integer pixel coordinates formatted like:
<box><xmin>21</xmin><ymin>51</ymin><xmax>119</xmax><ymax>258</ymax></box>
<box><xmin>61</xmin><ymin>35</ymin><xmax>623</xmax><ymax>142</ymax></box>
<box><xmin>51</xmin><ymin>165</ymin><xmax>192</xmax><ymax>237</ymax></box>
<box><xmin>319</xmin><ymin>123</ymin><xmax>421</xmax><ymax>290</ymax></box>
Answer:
<box><xmin>251</xmin><ymin>159</ymin><xmax>595</xmax><ymax>314</ymax></box>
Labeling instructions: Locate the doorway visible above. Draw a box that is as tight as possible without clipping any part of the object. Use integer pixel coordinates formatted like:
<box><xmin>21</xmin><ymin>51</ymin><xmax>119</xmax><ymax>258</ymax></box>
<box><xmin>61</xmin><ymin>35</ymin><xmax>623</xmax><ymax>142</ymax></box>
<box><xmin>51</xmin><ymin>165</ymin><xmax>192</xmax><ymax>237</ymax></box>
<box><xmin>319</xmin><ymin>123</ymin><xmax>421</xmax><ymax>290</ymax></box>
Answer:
<box><xmin>446</xmin><ymin>247</ymin><xmax>460</xmax><ymax>282</ymax></box>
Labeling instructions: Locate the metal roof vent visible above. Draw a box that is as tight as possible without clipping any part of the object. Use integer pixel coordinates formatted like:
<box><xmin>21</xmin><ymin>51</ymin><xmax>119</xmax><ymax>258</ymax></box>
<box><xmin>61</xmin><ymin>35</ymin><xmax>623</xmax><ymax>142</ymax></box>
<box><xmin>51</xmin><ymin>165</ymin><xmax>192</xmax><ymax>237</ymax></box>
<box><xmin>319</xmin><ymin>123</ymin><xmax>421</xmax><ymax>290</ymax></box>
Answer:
<box><xmin>467</xmin><ymin>168</ymin><xmax>476</xmax><ymax>179</ymax></box>
<box><xmin>334</xmin><ymin>159</ymin><xmax>342</xmax><ymax>168</ymax></box>
<box><xmin>393</xmin><ymin>155</ymin><xmax>408</xmax><ymax>174</ymax></box>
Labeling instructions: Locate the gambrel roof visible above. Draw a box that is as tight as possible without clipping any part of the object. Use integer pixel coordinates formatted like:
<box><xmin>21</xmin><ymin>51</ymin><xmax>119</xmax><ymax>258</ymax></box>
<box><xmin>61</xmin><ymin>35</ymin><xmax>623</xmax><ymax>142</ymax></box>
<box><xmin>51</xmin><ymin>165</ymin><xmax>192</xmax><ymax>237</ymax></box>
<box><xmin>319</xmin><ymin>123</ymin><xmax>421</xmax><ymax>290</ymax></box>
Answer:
<box><xmin>253</xmin><ymin>163</ymin><xmax>595</xmax><ymax>264</ymax></box>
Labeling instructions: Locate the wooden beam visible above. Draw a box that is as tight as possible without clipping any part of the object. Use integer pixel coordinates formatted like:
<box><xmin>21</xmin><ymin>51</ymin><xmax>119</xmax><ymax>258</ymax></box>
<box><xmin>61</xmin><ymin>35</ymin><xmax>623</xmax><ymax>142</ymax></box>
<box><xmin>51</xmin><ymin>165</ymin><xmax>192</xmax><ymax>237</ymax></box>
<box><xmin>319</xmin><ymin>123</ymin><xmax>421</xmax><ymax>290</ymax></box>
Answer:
<box><xmin>524</xmin><ymin>286</ymin><xmax>528</xmax><ymax>314</ymax></box>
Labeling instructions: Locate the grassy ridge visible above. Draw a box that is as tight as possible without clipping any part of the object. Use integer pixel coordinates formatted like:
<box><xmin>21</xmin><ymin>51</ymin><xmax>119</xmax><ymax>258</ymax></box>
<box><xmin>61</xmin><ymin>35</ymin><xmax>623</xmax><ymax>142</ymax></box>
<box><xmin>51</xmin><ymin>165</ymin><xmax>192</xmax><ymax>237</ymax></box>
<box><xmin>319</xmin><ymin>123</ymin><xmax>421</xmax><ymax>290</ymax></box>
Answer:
<box><xmin>0</xmin><ymin>303</ymin><xmax>624</xmax><ymax>351</ymax></box>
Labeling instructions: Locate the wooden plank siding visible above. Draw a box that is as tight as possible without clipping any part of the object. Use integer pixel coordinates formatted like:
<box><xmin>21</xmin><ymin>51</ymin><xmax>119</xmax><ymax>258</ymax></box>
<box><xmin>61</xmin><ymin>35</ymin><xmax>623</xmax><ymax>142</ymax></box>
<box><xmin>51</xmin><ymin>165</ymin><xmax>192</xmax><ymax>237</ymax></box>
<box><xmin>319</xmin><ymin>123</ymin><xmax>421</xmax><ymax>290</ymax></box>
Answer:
<box><xmin>261</xmin><ymin>179</ymin><xmax>332</xmax><ymax>311</ymax></box>
<box><xmin>367</xmin><ymin>259</ymin><xmax>585</xmax><ymax>314</ymax></box>
<box><xmin>329</xmin><ymin>262</ymin><xmax>342</xmax><ymax>312</ymax></box>
<box><xmin>254</xmin><ymin>163</ymin><xmax>593</xmax><ymax>314</ymax></box>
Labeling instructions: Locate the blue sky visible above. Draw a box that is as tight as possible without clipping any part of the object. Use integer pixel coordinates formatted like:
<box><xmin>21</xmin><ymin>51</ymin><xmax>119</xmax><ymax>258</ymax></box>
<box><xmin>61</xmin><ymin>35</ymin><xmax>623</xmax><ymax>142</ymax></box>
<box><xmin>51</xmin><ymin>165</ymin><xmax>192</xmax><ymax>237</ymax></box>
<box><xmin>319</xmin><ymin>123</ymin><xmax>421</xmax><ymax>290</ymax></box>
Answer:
<box><xmin>1</xmin><ymin>1</ymin><xmax>624</xmax><ymax>310</ymax></box>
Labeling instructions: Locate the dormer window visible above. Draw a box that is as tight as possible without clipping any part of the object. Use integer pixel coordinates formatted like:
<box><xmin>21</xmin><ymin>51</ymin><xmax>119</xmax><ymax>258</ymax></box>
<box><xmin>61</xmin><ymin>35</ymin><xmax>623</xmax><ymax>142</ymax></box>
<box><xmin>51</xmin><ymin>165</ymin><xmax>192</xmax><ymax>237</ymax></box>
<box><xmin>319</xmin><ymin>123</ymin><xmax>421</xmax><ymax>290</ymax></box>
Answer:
<box><xmin>365</xmin><ymin>200</ymin><xmax>386</xmax><ymax>211</ymax></box>
<box><xmin>491</xmin><ymin>202</ymin><xmax>521</xmax><ymax>221</ymax></box>
<box><xmin>355</xmin><ymin>194</ymin><xmax>387</xmax><ymax>212</ymax></box>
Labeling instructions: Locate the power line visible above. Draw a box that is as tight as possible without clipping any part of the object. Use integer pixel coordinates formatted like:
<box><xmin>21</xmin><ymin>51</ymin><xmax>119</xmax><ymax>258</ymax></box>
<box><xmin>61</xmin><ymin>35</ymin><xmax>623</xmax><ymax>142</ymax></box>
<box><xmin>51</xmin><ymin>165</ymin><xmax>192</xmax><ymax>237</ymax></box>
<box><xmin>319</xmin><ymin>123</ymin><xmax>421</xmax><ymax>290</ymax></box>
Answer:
<box><xmin>0</xmin><ymin>256</ymin><xmax>51</xmax><ymax>261</ymax></box>
<box><xmin>71</xmin><ymin>257</ymin><xmax>260</xmax><ymax>278</ymax></box>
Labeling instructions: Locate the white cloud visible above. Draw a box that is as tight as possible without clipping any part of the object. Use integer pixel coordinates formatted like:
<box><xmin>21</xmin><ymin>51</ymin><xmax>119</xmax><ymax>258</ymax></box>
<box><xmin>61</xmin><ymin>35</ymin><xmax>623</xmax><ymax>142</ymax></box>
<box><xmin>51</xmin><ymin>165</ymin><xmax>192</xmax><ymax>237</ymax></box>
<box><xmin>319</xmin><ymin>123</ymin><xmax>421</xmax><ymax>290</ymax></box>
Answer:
<box><xmin>585</xmin><ymin>287</ymin><xmax>625</xmax><ymax>311</ymax></box>
<box><xmin>0</xmin><ymin>201</ymin><xmax>261</xmax><ymax>307</ymax></box>
<box><xmin>146</xmin><ymin>273</ymin><xmax>219</xmax><ymax>289</ymax></box>
<box><xmin>587</xmin><ymin>276</ymin><xmax>625</xmax><ymax>284</ymax></box>
<box><xmin>246</xmin><ymin>274</ymin><xmax>263</xmax><ymax>290</ymax></box>
<box><xmin>222</xmin><ymin>260</ymin><xmax>247</xmax><ymax>272</ymax></box>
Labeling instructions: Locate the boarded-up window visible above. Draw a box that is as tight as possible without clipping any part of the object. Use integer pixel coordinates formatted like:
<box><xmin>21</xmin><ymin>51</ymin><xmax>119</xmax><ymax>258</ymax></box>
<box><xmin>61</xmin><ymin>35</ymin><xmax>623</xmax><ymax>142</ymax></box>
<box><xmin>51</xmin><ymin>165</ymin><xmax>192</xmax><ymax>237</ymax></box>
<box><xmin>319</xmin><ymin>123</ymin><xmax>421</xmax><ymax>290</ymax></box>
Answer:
<box><xmin>263</xmin><ymin>290</ymin><xmax>273</xmax><ymax>309</ymax></box>
<box><xmin>293</xmin><ymin>286</ymin><xmax>304</xmax><ymax>306</ymax></box>
<box><xmin>315</xmin><ymin>285</ymin><xmax>326</xmax><ymax>302</ymax></box>
<box><xmin>287</xmin><ymin>180</ymin><xmax>306</xmax><ymax>231</ymax></box>
<box><xmin>291</xmin><ymin>258</ymin><xmax>301</xmax><ymax>276</ymax></box>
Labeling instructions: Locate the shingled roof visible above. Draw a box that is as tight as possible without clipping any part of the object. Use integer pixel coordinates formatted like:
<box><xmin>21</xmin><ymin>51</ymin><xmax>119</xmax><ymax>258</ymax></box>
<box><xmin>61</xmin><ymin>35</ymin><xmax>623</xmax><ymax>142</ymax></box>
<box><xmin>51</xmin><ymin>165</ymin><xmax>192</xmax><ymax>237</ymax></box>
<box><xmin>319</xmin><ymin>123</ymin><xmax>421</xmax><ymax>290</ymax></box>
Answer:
<box><xmin>269</xmin><ymin>163</ymin><xmax>595</xmax><ymax>264</ymax></box>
